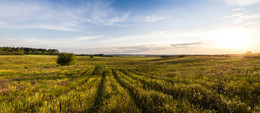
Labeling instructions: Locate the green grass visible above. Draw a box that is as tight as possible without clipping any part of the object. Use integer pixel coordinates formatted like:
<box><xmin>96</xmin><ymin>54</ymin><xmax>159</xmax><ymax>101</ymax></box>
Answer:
<box><xmin>0</xmin><ymin>55</ymin><xmax>259</xmax><ymax>112</ymax></box>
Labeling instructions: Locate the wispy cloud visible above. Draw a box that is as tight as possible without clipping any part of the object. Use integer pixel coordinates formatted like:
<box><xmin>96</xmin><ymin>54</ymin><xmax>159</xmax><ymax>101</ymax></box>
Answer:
<box><xmin>80</xmin><ymin>1</ymin><xmax>130</xmax><ymax>25</ymax></box>
<box><xmin>72</xmin><ymin>44</ymin><xmax>173</xmax><ymax>54</ymax></box>
<box><xmin>171</xmin><ymin>42</ymin><xmax>203</xmax><ymax>48</ymax></box>
<box><xmin>232</xmin><ymin>8</ymin><xmax>245</xmax><ymax>11</ymax></box>
<box><xmin>0</xmin><ymin>0</ymin><xmax>129</xmax><ymax>31</ymax></box>
<box><xmin>0</xmin><ymin>38</ymin><xmax>53</xmax><ymax>48</ymax></box>
<box><xmin>104</xmin><ymin>30</ymin><xmax>206</xmax><ymax>47</ymax></box>
<box><xmin>221</xmin><ymin>0</ymin><xmax>260</xmax><ymax>6</ymax></box>
<box><xmin>0</xmin><ymin>35</ymin><xmax>101</xmax><ymax>49</ymax></box>
<box><xmin>117</xmin><ymin>45</ymin><xmax>150</xmax><ymax>53</ymax></box>
<box><xmin>151</xmin><ymin>31</ymin><xmax>167</xmax><ymax>35</ymax></box>
<box><xmin>0</xmin><ymin>21</ymin><xmax>6</xmax><ymax>25</ymax></box>
<box><xmin>144</xmin><ymin>15</ymin><xmax>167</xmax><ymax>22</ymax></box>
<box><xmin>224</xmin><ymin>13</ymin><xmax>260</xmax><ymax>24</ymax></box>
<box><xmin>73</xmin><ymin>36</ymin><xmax>101</xmax><ymax>41</ymax></box>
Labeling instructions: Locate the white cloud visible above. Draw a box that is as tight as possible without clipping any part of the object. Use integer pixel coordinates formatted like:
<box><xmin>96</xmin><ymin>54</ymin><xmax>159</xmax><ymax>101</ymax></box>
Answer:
<box><xmin>0</xmin><ymin>21</ymin><xmax>6</xmax><ymax>25</ymax></box>
<box><xmin>73</xmin><ymin>36</ymin><xmax>100</xmax><ymax>41</ymax></box>
<box><xmin>0</xmin><ymin>0</ymin><xmax>129</xmax><ymax>31</ymax></box>
<box><xmin>69</xmin><ymin>44</ymin><xmax>174</xmax><ymax>54</ymax></box>
<box><xmin>0</xmin><ymin>35</ymin><xmax>101</xmax><ymax>49</ymax></box>
<box><xmin>104</xmin><ymin>30</ymin><xmax>206</xmax><ymax>47</ymax></box>
<box><xmin>79</xmin><ymin>2</ymin><xmax>130</xmax><ymax>25</ymax></box>
<box><xmin>144</xmin><ymin>15</ymin><xmax>167</xmax><ymax>22</ymax></box>
<box><xmin>151</xmin><ymin>31</ymin><xmax>167</xmax><ymax>35</ymax></box>
<box><xmin>232</xmin><ymin>8</ymin><xmax>245</xmax><ymax>11</ymax></box>
<box><xmin>0</xmin><ymin>38</ymin><xmax>52</xmax><ymax>48</ymax></box>
<box><xmin>222</xmin><ymin>0</ymin><xmax>260</xmax><ymax>6</ymax></box>
<box><xmin>223</xmin><ymin>13</ymin><xmax>260</xmax><ymax>24</ymax></box>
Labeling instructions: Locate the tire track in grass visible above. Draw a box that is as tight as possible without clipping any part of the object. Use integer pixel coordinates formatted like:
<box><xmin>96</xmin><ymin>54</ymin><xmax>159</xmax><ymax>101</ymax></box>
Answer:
<box><xmin>120</xmin><ymin>69</ymin><xmax>168</xmax><ymax>92</ymax></box>
<box><xmin>120</xmin><ymin>69</ymin><xmax>251</xmax><ymax>113</ymax></box>
<box><xmin>9</xmin><ymin>65</ymin><xmax>89</xmax><ymax>81</ymax></box>
<box><xmin>80</xmin><ymin>66</ymin><xmax>94</xmax><ymax>76</ymax></box>
<box><xmin>131</xmin><ymin>68</ymin><xmax>259</xmax><ymax>110</ymax></box>
<box><xmin>97</xmin><ymin>67</ymin><xmax>141</xmax><ymax>113</ymax></box>
<box><xmin>112</xmin><ymin>69</ymin><xmax>149</xmax><ymax>113</ymax></box>
<box><xmin>1</xmin><ymin>66</ymin><xmax>93</xmax><ymax>97</ymax></box>
<box><xmin>17</xmin><ymin>67</ymin><xmax>95</xmax><ymax>112</ymax></box>
<box><xmin>81</xmin><ymin>64</ymin><xmax>106</xmax><ymax>112</ymax></box>
<box><xmin>113</xmin><ymin>69</ymin><xmax>215</xmax><ymax>113</ymax></box>
<box><xmin>111</xmin><ymin>69</ymin><xmax>201</xmax><ymax>113</ymax></box>
<box><xmin>88</xmin><ymin>68</ymin><xmax>106</xmax><ymax>112</ymax></box>
<box><xmin>23</xmin><ymin>76</ymin><xmax>92</xmax><ymax>112</ymax></box>
<box><xmin>1</xmin><ymin>66</ymin><xmax>92</xmax><ymax>96</ymax></box>
<box><xmin>0</xmin><ymin>67</ymin><xmax>94</xmax><ymax>112</ymax></box>
<box><xmin>121</xmin><ymin>69</ymin><xmax>229</xmax><ymax>112</ymax></box>
<box><xmin>40</xmin><ymin>75</ymin><xmax>102</xmax><ymax>112</ymax></box>
<box><xmin>128</xmin><ymin>69</ymin><xmax>175</xmax><ymax>84</ymax></box>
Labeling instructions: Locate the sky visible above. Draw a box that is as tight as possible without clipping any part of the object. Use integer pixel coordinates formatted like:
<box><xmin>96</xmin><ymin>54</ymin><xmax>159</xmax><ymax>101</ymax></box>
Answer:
<box><xmin>0</xmin><ymin>0</ymin><xmax>260</xmax><ymax>54</ymax></box>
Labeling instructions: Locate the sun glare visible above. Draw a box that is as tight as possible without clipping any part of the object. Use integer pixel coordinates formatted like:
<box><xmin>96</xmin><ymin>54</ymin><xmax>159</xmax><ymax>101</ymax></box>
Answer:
<box><xmin>212</xmin><ymin>28</ymin><xmax>254</xmax><ymax>50</ymax></box>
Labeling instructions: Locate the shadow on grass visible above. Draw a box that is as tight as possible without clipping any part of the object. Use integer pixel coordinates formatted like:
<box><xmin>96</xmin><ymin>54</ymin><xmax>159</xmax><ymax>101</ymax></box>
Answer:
<box><xmin>86</xmin><ymin>70</ymin><xmax>106</xmax><ymax>112</ymax></box>
<box><xmin>80</xmin><ymin>67</ymin><xmax>93</xmax><ymax>76</ymax></box>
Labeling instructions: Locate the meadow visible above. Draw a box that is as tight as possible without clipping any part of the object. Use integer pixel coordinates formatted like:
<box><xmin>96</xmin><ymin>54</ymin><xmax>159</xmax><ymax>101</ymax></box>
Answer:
<box><xmin>0</xmin><ymin>55</ymin><xmax>259</xmax><ymax>113</ymax></box>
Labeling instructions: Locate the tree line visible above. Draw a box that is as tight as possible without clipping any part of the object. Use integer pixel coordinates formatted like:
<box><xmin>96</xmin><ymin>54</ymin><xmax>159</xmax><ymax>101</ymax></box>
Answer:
<box><xmin>0</xmin><ymin>47</ymin><xmax>59</xmax><ymax>55</ymax></box>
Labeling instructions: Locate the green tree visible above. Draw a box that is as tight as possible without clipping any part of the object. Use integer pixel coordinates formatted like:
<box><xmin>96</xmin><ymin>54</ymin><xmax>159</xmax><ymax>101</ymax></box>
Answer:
<box><xmin>57</xmin><ymin>53</ymin><xmax>76</xmax><ymax>66</ymax></box>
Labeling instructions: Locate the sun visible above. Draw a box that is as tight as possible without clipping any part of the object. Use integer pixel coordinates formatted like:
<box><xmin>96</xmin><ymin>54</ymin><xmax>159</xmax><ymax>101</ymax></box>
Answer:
<box><xmin>213</xmin><ymin>28</ymin><xmax>253</xmax><ymax>50</ymax></box>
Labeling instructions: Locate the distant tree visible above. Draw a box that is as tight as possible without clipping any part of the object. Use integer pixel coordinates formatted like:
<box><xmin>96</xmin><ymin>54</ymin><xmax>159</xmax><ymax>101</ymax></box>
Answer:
<box><xmin>90</xmin><ymin>55</ymin><xmax>94</xmax><ymax>58</ymax></box>
<box><xmin>0</xmin><ymin>47</ymin><xmax>59</xmax><ymax>55</ymax></box>
<box><xmin>94</xmin><ymin>54</ymin><xmax>104</xmax><ymax>57</ymax></box>
<box><xmin>57</xmin><ymin>53</ymin><xmax>76</xmax><ymax>66</ymax></box>
<box><xmin>178</xmin><ymin>55</ymin><xmax>186</xmax><ymax>58</ymax></box>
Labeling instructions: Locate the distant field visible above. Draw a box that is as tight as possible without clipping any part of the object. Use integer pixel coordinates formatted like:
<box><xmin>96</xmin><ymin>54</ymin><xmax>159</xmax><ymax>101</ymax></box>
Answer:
<box><xmin>0</xmin><ymin>55</ymin><xmax>259</xmax><ymax>112</ymax></box>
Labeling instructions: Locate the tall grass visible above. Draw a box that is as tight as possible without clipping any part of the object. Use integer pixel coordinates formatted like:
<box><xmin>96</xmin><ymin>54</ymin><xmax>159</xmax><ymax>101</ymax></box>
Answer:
<box><xmin>0</xmin><ymin>55</ymin><xmax>259</xmax><ymax>112</ymax></box>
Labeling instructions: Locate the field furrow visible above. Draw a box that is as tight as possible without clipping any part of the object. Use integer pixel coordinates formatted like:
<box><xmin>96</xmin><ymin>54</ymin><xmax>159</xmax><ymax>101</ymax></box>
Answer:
<box><xmin>97</xmin><ymin>68</ymin><xmax>141</xmax><ymax>113</ymax></box>
<box><xmin>112</xmin><ymin>69</ymin><xmax>212</xmax><ymax>113</ymax></box>
<box><xmin>120</xmin><ymin>69</ymin><xmax>251</xmax><ymax>113</ymax></box>
<box><xmin>0</xmin><ymin>67</ymin><xmax>94</xmax><ymax>112</ymax></box>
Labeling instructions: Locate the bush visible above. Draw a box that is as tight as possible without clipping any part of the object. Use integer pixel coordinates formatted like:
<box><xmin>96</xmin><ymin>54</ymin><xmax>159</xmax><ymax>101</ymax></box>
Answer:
<box><xmin>90</xmin><ymin>55</ymin><xmax>94</xmax><ymax>58</ymax></box>
<box><xmin>57</xmin><ymin>53</ymin><xmax>76</xmax><ymax>66</ymax></box>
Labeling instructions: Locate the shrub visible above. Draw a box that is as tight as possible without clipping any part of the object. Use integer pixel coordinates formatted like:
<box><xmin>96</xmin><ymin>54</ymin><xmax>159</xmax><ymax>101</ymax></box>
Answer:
<box><xmin>90</xmin><ymin>55</ymin><xmax>94</xmax><ymax>58</ymax></box>
<box><xmin>57</xmin><ymin>53</ymin><xmax>76</xmax><ymax>66</ymax></box>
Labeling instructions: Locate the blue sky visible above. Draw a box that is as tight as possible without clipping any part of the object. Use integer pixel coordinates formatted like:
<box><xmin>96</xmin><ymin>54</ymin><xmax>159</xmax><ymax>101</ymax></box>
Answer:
<box><xmin>0</xmin><ymin>0</ymin><xmax>260</xmax><ymax>54</ymax></box>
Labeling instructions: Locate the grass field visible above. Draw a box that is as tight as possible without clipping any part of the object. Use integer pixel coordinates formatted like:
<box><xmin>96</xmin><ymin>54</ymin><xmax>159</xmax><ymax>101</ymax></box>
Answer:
<box><xmin>0</xmin><ymin>55</ymin><xmax>259</xmax><ymax>113</ymax></box>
